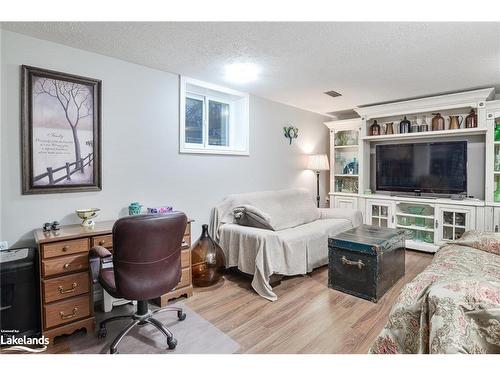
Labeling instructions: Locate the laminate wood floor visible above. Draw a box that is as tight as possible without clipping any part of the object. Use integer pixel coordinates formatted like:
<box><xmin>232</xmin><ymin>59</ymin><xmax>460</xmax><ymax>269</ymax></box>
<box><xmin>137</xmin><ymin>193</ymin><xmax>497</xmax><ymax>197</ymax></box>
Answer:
<box><xmin>44</xmin><ymin>250</ymin><xmax>433</xmax><ymax>354</ymax></box>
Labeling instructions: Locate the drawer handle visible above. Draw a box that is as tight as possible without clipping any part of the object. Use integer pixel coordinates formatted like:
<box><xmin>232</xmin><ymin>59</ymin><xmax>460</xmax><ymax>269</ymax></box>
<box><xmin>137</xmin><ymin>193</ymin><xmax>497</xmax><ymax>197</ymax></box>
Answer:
<box><xmin>98</xmin><ymin>240</ymin><xmax>105</xmax><ymax>246</ymax></box>
<box><xmin>63</xmin><ymin>263</ymin><xmax>70</xmax><ymax>270</ymax></box>
<box><xmin>62</xmin><ymin>245</ymin><xmax>70</xmax><ymax>252</ymax></box>
<box><xmin>59</xmin><ymin>307</ymin><xmax>78</xmax><ymax>320</ymax></box>
<box><xmin>341</xmin><ymin>256</ymin><xmax>365</xmax><ymax>270</ymax></box>
<box><xmin>58</xmin><ymin>282</ymin><xmax>77</xmax><ymax>294</ymax></box>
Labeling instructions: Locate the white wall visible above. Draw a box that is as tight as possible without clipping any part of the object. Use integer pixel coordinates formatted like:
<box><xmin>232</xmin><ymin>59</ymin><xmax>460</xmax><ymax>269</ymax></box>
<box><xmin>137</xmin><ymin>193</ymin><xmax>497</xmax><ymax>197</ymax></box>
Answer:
<box><xmin>0</xmin><ymin>31</ymin><xmax>329</xmax><ymax>247</ymax></box>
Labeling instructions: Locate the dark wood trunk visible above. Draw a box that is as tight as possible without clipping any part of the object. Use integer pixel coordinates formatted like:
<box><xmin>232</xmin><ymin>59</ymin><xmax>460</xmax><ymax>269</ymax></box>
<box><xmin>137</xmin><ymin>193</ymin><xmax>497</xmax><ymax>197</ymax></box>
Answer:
<box><xmin>328</xmin><ymin>225</ymin><xmax>406</xmax><ymax>303</ymax></box>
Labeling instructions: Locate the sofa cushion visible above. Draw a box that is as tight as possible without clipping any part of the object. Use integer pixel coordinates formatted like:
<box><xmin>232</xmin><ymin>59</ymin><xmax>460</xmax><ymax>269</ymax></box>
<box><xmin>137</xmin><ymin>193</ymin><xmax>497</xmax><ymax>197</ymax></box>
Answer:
<box><xmin>218</xmin><ymin>188</ymin><xmax>320</xmax><ymax>231</ymax></box>
<box><xmin>233</xmin><ymin>204</ymin><xmax>274</xmax><ymax>230</ymax></box>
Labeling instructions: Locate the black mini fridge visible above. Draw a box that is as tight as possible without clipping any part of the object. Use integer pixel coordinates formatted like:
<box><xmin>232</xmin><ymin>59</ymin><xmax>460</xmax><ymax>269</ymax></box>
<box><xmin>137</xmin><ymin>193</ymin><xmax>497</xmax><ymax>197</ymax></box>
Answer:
<box><xmin>0</xmin><ymin>247</ymin><xmax>41</xmax><ymax>340</ymax></box>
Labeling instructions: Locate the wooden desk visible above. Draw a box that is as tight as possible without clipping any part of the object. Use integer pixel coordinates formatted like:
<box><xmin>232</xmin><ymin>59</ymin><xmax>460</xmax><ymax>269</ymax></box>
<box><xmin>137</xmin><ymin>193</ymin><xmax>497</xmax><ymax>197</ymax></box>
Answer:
<box><xmin>34</xmin><ymin>219</ymin><xmax>193</xmax><ymax>342</ymax></box>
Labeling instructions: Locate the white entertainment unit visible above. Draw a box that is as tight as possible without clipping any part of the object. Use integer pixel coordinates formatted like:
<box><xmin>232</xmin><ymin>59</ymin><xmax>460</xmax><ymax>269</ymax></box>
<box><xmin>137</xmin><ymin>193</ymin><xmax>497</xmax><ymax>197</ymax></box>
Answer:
<box><xmin>326</xmin><ymin>88</ymin><xmax>498</xmax><ymax>253</ymax></box>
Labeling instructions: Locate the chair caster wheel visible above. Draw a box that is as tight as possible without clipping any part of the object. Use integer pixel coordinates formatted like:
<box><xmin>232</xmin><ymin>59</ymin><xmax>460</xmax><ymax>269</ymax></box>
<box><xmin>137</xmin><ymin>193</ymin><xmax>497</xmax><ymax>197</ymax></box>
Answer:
<box><xmin>177</xmin><ymin>311</ymin><xmax>186</xmax><ymax>321</ymax></box>
<box><xmin>98</xmin><ymin>328</ymin><xmax>107</xmax><ymax>339</ymax></box>
<box><xmin>167</xmin><ymin>337</ymin><xmax>177</xmax><ymax>350</ymax></box>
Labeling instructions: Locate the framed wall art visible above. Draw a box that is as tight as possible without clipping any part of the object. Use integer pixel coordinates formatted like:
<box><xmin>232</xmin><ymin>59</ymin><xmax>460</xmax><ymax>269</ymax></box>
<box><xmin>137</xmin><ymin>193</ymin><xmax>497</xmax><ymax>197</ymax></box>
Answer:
<box><xmin>21</xmin><ymin>65</ymin><xmax>102</xmax><ymax>194</ymax></box>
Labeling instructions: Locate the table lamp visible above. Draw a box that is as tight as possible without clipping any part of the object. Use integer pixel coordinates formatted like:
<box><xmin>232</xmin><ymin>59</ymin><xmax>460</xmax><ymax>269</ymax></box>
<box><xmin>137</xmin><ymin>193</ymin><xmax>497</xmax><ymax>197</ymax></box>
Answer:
<box><xmin>307</xmin><ymin>154</ymin><xmax>330</xmax><ymax>208</ymax></box>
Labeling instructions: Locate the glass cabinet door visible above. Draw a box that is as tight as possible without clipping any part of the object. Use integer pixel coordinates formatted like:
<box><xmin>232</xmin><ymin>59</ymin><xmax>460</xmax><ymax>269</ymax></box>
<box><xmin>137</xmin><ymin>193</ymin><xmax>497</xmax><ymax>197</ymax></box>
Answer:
<box><xmin>437</xmin><ymin>206</ymin><xmax>474</xmax><ymax>242</ymax></box>
<box><xmin>493</xmin><ymin>114</ymin><xmax>500</xmax><ymax>203</ymax></box>
<box><xmin>334</xmin><ymin>130</ymin><xmax>358</xmax><ymax>147</ymax></box>
<box><xmin>333</xmin><ymin>128</ymin><xmax>359</xmax><ymax>194</ymax></box>
<box><xmin>367</xmin><ymin>200</ymin><xmax>394</xmax><ymax>228</ymax></box>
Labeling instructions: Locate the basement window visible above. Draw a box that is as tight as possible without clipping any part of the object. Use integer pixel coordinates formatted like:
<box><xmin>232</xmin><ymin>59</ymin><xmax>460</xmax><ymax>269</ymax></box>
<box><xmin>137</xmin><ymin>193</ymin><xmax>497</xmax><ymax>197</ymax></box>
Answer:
<box><xmin>180</xmin><ymin>76</ymin><xmax>249</xmax><ymax>155</ymax></box>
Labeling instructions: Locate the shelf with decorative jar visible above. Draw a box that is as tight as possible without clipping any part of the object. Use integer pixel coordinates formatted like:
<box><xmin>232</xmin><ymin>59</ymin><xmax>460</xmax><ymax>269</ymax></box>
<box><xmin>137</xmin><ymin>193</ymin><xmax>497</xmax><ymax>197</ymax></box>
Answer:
<box><xmin>325</xmin><ymin>118</ymin><xmax>363</xmax><ymax>210</ymax></box>
<box><xmin>357</xmin><ymin>88</ymin><xmax>494</xmax><ymax>141</ymax></box>
<box><xmin>486</xmin><ymin>100</ymin><xmax>500</xmax><ymax>208</ymax></box>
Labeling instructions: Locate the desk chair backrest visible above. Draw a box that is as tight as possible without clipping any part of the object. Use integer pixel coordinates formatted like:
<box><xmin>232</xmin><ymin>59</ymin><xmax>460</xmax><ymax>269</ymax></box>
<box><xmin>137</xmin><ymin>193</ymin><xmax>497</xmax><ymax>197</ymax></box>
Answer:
<box><xmin>112</xmin><ymin>212</ymin><xmax>187</xmax><ymax>301</ymax></box>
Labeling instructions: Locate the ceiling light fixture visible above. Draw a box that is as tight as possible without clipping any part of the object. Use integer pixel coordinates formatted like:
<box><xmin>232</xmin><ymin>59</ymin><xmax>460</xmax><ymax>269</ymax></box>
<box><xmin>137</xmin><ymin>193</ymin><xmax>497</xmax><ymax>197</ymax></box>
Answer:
<box><xmin>224</xmin><ymin>63</ymin><xmax>260</xmax><ymax>84</ymax></box>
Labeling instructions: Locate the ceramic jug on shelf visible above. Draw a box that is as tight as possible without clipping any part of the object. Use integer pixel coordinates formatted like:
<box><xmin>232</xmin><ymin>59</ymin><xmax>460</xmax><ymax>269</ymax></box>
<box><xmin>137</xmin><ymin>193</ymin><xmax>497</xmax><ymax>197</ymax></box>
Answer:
<box><xmin>431</xmin><ymin>113</ymin><xmax>445</xmax><ymax>131</ymax></box>
<box><xmin>448</xmin><ymin>115</ymin><xmax>463</xmax><ymax>130</ymax></box>
<box><xmin>384</xmin><ymin>122</ymin><xmax>394</xmax><ymax>135</ymax></box>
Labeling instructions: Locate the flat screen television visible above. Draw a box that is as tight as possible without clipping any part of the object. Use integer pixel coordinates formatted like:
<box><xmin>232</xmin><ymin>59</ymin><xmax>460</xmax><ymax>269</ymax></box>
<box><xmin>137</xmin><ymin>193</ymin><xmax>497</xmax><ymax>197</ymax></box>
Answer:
<box><xmin>376</xmin><ymin>141</ymin><xmax>467</xmax><ymax>194</ymax></box>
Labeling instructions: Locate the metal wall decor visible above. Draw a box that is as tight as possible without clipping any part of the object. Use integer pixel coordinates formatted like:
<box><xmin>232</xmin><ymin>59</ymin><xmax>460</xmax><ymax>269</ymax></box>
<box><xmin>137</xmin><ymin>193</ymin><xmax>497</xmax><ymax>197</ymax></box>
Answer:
<box><xmin>283</xmin><ymin>123</ymin><xmax>299</xmax><ymax>145</ymax></box>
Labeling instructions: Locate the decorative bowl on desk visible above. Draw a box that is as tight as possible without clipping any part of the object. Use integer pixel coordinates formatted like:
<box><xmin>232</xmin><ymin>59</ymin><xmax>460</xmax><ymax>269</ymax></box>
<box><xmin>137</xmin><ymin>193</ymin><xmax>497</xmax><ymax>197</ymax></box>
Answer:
<box><xmin>75</xmin><ymin>208</ymin><xmax>100</xmax><ymax>227</ymax></box>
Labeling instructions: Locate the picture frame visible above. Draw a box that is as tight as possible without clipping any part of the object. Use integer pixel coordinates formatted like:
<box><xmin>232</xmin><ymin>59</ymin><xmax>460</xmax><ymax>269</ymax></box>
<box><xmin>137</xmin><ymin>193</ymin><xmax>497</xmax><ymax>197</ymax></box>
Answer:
<box><xmin>21</xmin><ymin>65</ymin><xmax>102</xmax><ymax>194</ymax></box>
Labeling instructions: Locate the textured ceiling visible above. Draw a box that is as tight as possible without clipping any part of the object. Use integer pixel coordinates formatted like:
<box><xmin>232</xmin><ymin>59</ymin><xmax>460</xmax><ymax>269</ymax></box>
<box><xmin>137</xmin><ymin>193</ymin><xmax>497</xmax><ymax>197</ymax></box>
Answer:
<box><xmin>2</xmin><ymin>22</ymin><xmax>500</xmax><ymax>116</ymax></box>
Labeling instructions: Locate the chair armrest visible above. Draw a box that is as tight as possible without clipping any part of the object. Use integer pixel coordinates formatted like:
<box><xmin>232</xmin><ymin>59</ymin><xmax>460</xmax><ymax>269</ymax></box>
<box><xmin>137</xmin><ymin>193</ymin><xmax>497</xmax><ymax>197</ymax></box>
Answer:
<box><xmin>89</xmin><ymin>246</ymin><xmax>113</xmax><ymax>283</ymax></box>
<box><xmin>90</xmin><ymin>245</ymin><xmax>112</xmax><ymax>258</ymax></box>
<box><xmin>319</xmin><ymin>208</ymin><xmax>363</xmax><ymax>227</ymax></box>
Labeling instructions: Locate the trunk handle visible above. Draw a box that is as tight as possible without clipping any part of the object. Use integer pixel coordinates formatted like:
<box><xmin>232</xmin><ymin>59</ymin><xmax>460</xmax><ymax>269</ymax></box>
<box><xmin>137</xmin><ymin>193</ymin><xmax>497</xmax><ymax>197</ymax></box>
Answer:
<box><xmin>341</xmin><ymin>256</ymin><xmax>365</xmax><ymax>270</ymax></box>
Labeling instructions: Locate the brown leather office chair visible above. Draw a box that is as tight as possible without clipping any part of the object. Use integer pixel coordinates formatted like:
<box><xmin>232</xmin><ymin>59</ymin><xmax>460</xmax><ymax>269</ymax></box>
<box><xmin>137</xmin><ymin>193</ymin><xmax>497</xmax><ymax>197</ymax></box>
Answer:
<box><xmin>93</xmin><ymin>212</ymin><xmax>188</xmax><ymax>354</ymax></box>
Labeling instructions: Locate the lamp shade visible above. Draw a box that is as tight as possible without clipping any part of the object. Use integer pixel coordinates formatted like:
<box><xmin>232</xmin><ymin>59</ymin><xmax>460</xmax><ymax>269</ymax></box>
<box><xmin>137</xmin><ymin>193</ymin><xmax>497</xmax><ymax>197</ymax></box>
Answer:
<box><xmin>307</xmin><ymin>154</ymin><xmax>329</xmax><ymax>171</ymax></box>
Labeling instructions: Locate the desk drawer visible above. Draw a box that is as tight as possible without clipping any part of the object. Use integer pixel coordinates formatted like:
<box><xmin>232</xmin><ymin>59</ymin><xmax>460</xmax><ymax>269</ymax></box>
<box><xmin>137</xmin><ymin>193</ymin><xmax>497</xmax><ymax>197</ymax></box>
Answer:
<box><xmin>44</xmin><ymin>295</ymin><xmax>90</xmax><ymax>329</ymax></box>
<box><xmin>42</xmin><ymin>253</ymin><xmax>88</xmax><ymax>278</ymax></box>
<box><xmin>92</xmin><ymin>235</ymin><xmax>113</xmax><ymax>249</ymax></box>
<box><xmin>42</xmin><ymin>238</ymin><xmax>89</xmax><ymax>259</ymax></box>
<box><xmin>43</xmin><ymin>272</ymin><xmax>90</xmax><ymax>303</ymax></box>
<box><xmin>177</xmin><ymin>267</ymin><xmax>191</xmax><ymax>288</ymax></box>
<box><xmin>181</xmin><ymin>250</ymin><xmax>190</xmax><ymax>268</ymax></box>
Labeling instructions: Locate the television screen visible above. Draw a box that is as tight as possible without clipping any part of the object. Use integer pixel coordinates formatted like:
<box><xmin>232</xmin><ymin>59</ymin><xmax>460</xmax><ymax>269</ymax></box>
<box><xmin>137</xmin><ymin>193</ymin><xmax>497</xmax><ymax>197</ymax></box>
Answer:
<box><xmin>376</xmin><ymin>141</ymin><xmax>467</xmax><ymax>194</ymax></box>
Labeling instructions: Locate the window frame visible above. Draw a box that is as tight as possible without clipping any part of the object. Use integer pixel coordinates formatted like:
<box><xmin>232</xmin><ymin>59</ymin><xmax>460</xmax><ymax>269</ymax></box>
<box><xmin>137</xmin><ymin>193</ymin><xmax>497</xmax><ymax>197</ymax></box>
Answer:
<box><xmin>180</xmin><ymin>76</ymin><xmax>249</xmax><ymax>156</ymax></box>
<box><xmin>184</xmin><ymin>92</ymin><xmax>205</xmax><ymax>149</ymax></box>
<box><xmin>206</xmin><ymin>95</ymin><xmax>232</xmax><ymax>149</ymax></box>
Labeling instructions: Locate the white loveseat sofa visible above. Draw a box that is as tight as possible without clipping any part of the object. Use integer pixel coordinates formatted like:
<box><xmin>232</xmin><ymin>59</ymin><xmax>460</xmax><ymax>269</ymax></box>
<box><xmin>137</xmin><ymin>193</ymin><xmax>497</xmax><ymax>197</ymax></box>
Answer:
<box><xmin>210</xmin><ymin>188</ymin><xmax>363</xmax><ymax>301</ymax></box>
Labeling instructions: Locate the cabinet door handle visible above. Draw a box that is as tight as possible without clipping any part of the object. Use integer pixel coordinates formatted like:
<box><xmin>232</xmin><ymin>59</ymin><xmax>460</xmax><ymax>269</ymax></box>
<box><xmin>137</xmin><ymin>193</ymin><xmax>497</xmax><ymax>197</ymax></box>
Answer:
<box><xmin>391</xmin><ymin>215</ymin><xmax>394</xmax><ymax>223</ymax></box>
<box><xmin>58</xmin><ymin>282</ymin><xmax>77</xmax><ymax>294</ymax></box>
<box><xmin>98</xmin><ymin>240</ymin><xmax>105</xmax><ymax>246</ymax></box>
<box><xmin>59</xmin><ymin>307</ymin><xmax>78</xmax><ymax>320</ymax></box>
<box><xmin>435</xmin><ymin>220</ymin><xmax>438</xmax><ymax>229</ymax></box>
<box><xmin>495</xmin><ymin>225</ymin><xmax>499</xmax><ymax>233</ymax></box>
<box><xmin>341</xmin><ymin>256</ymin><xmax>365</xmax><ymax>270</ymax></box>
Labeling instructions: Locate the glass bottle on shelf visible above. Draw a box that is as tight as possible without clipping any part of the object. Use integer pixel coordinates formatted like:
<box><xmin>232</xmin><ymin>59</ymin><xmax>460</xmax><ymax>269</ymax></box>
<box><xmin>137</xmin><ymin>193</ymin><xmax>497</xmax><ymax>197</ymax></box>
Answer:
<box><xmin>495</xmin><ymin>179</ymin><xmax>500</xmax><ymax>202</ymax></box>
<box><xmin>336</xmin><ymin>179</ymin><xmax>343</xmax><ymax>193</ymax></box>
<box><xmin>495</xmin><ymin>148</ymin><xmax>500</xmax><ymax>172</ymax></box>
<box><xmin>495</xmin><ymin>121</ymin><xmax>500</xmax><ymax>141</ymax></box>
<box><xmin>410</xmin><ymin>117</ymin><xmax>420</xmax><ymax>133</ymax></box>
<box><xmin>370</xmin><ymin>120</ymin><xmax>381</xmax><ymax>136</ymax></box>
<box><xmin>420</xmin><ymin>116</ymin><xmax>429</xmax><ymax>132</ymax></box>
<box><xmin>399</xmin><ymin>116</ymin><xmax>410</xmax><ymax>133</ymax></box>
<box><xmin>465</xmin><ymin>109</ymin><xmax>477</xmax><ymax>128</ymax></box>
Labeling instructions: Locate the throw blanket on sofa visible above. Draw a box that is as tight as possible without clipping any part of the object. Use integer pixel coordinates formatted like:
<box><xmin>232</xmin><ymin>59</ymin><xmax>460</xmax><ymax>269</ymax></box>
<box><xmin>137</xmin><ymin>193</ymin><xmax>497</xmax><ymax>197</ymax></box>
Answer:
<box><xmin>370</xmin><ymin>240</ymin><xmax>500</xmax><ymax>354</ymax></box>
<box><xmin>210</xmin><ymin>188</ymin><xmax>363</xmax><ymax>301</ymax></box>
